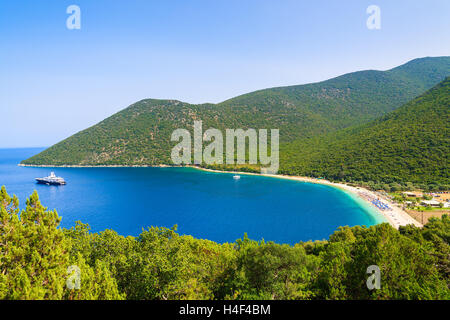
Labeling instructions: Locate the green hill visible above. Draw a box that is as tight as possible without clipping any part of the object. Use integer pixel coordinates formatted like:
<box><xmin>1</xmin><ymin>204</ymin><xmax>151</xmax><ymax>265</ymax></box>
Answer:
<box><xmin>281</xmin><ymin>77</ymin><xmax>450</xmax><ymax>188</ymax></box>
<box><xmin>22</xmin><ymin>57</ymin><xmax>450</xmax><ymax>177</ymax></box>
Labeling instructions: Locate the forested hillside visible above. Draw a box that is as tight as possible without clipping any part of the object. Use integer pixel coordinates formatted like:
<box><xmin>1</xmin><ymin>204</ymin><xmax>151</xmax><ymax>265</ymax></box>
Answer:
<box><xmin>280</xmin><ymin>77</ymin><xmax>450</xmax><ymax>188</ymax></box>
<box><xmin>1</xmin><ymin>187</ymin><xmax>449</xmax><ymax>300</ymax></box>
<box><xmin>21</xmin><ymin>57</ymin><xmax>450</xmax><ymax>170</ymax></box>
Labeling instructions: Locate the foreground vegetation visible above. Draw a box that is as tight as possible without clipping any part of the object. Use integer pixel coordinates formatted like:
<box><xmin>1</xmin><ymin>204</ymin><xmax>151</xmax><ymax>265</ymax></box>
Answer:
<box><xmin>1</xmin><ymin>187</ymin><xmax>448</xmax><ymax>300</ymax></box>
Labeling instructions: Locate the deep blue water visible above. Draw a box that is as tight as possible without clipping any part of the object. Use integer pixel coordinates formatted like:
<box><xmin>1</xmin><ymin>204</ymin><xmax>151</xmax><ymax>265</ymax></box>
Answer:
<box><xmin>0</xmin><ymin>148</ymin><xmax>385</xmax><ymax>244</ymax></box>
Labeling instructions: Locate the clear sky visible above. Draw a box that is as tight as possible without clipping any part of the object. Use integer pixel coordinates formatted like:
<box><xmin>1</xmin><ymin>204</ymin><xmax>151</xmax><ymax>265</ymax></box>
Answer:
<box><xmin>1</xmin><ymin>0</ymin><xmax>449</xmax><ymax>148</ymax></box>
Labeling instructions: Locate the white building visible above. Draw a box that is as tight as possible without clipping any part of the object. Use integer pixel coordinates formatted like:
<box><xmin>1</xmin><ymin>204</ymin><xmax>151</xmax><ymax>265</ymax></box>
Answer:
<box><xmin>420</xmin><ymin>200</ymin><xmax>441</xmax><ymax>207</ymax></box>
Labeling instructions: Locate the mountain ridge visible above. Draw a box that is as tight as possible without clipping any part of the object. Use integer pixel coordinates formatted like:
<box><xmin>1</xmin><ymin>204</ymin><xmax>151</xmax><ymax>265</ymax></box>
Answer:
<box><xmin>280</xmin><ymin>77</ymin><xmax>450</xmax><ymax>187</ymax></box>
<box><xmin>21</xmin><ymin>56</ymin><xmax>450</xmax><ymax>186</ymax></box>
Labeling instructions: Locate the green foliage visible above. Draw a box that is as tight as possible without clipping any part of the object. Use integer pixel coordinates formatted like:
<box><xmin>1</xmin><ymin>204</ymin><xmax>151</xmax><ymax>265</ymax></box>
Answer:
<box><xmin>1</xmin><ymin>188</ymin><xmax>449</xmax><ymax>300</ymax></box>
<box><xmin>346</xmin><ymin>224</ymin><xmax>448</xmax><ymax>299</ymax></box>
<box><xmin>21</xmin><ymin>58</ymin><xmax>450</xmax><ymax>190</ymax></box>
<box><xmin>229</xmin><ymin>235</ymin><xmax>316</xmax><ymax>299</ymax></box>
<box><xmin>281</xmin><ymin>77</ymin><xmax>450</xmax><ymax>187</ymax></box>
<box><xmin>0</xmin><ymin>186</ymin><xmax>124</xmax><ymax>300</ymax></box>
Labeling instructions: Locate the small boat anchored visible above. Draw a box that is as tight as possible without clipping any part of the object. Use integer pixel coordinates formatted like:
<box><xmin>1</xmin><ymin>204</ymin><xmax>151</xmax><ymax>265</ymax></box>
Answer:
<box><xmin>35</xmin><ymin>172</ymin><xmax>66</xmax><ymax>185</ymax></box>
<box><xmin>233</xmin><ymin>175</ymin><xmax>241</xmax><ymax>180</ymax></box>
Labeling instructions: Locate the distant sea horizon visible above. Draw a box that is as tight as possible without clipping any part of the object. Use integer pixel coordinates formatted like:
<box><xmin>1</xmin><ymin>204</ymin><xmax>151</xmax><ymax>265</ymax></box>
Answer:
<box><xmin>0</xmin><ymin>148</ymin><xmax>386</xmax><ymax>244</ymax></box>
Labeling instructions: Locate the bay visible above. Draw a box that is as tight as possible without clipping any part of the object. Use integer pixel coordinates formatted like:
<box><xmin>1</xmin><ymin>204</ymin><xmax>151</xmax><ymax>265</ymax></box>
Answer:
<box><xmin>0</xmin><ymin>148</ymin><xmax>385</xmax><ymax>244</ymax></box>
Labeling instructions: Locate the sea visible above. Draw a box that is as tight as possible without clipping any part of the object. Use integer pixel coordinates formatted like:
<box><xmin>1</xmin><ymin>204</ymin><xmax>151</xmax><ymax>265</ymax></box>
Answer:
<box><xmin>0</xmin><ymin>148</ymin><xmax>387</xmax><ymax>244</ymax></box>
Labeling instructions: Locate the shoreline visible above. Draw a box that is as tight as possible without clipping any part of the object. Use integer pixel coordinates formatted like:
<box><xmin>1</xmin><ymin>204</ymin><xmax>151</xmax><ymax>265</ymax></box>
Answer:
<box><xmin>18</xmin><ymin>163</ymin><xmax>422</xmax><ymax>229</ymax></box>
<box><xmin>190</xmin><ymin>167</ymin><xmax>422</xmax><ymax>229</ymax></box>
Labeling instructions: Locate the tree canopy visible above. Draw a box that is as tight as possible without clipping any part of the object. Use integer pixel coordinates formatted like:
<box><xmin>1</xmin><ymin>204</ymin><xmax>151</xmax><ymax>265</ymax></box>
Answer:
<box><xmin>1</xmin><ymin>187</ymin><xmax>448</xmax><ymax>300</ymax></box>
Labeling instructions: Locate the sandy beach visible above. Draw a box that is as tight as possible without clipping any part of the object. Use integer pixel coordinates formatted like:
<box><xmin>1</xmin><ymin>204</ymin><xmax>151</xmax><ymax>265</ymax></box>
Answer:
<box><xmin>193</xmin><ymin>167</ymin><xmax>422</xmax><ymax>229</ymax></box>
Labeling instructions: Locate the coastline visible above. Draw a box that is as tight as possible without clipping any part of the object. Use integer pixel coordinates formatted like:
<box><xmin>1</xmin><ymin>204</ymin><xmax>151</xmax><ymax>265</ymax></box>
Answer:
<box><xmin>189</xmin><ymin>167</ymin><xmax>422</xmax><ymax>229</ymax></box>
<box><xmin>18</xmin><ymin>163</ymin><xmax>422</xmax><ymax>229</ymax></box>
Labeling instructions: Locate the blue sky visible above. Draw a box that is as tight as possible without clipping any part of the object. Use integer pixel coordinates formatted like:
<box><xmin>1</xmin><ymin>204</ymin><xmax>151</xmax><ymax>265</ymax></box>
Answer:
<box><xmin>1</xmin><ymin>0</ymin><xmax>449</xmax><ymax>148</ymax></box>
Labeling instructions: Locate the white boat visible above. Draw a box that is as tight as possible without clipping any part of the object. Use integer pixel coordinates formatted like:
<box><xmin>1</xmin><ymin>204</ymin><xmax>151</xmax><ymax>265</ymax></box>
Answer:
<box><xmin>35</xmin><ymin>172</ymin><xmax>66</xmax><ymax>185</ymax></box>
<box><xmin>233</xmin><ymin>175</ymin><xmax>241</xmax><ymax>180</ymax></box>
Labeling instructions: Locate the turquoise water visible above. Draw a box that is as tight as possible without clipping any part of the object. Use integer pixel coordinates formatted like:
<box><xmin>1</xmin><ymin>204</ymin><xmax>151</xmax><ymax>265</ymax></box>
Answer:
<box><xmin>0</xmin><ymin>148</ymin><xmax>385</xmax><ymax>244</ymax></box>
